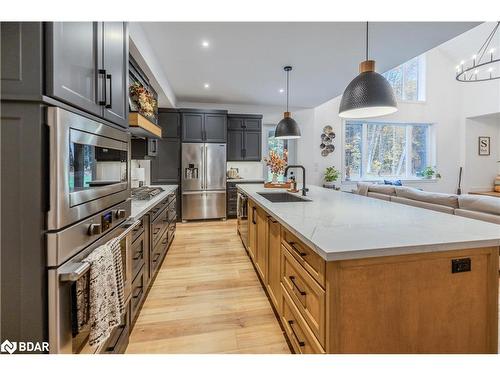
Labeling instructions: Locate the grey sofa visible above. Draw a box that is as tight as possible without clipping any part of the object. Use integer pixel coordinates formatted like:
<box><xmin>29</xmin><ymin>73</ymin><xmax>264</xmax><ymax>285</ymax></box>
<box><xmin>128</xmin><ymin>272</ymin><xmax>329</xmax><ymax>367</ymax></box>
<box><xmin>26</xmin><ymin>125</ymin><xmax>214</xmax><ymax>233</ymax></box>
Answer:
<box><xmin>354</xmin><ymin>182</ymin><xmax>500</xmax><ymax>224</ymax></box>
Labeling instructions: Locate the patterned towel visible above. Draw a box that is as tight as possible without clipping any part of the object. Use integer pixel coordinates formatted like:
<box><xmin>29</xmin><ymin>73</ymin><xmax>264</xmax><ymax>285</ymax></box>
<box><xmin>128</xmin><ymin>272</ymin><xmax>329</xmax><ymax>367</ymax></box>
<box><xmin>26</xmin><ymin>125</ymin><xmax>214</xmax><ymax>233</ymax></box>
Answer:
<box><xmin>82</xmin><ymin>239</ymin><xmax>125</xmax><ymax>348</ymax></box>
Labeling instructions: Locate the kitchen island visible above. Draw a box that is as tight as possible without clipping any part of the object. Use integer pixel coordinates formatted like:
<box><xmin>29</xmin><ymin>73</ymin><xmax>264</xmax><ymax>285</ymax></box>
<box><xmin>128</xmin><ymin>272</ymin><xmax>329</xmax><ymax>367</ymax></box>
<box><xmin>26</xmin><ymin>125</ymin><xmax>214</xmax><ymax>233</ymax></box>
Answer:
<box><xmin>237</xmin><ymin>184</ymin><xmax>500</xmax><ymax>354</ymax></box>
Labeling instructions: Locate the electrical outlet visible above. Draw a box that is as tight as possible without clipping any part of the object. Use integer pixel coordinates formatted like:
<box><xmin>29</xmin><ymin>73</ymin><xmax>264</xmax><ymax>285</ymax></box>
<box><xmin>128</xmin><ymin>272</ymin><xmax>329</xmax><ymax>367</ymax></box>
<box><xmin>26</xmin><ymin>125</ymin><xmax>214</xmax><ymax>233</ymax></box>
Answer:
<box><xmin>451</xmin><ymin>258</ymin><xmax>471</xmax><ymax>273</ymax></box>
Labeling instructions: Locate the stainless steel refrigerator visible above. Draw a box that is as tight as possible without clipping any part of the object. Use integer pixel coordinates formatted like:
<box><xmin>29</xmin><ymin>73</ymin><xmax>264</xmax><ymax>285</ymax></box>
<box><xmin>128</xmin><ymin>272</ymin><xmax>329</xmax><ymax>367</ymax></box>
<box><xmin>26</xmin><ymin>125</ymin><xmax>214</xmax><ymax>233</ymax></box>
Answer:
<box><xmin>182</xmin><ymin>143</ymin><xmax>226</xmax><ymax>220</ymax></box>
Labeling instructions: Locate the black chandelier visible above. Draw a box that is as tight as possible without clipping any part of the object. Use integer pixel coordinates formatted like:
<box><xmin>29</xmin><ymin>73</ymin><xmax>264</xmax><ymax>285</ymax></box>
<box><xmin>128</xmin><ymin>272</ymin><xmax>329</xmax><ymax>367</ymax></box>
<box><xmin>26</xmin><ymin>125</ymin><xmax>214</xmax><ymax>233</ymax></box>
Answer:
<box><xmin>456</xmin><ymin>22</ymin><xmax>500</xmax><ymax>83</ymax></box>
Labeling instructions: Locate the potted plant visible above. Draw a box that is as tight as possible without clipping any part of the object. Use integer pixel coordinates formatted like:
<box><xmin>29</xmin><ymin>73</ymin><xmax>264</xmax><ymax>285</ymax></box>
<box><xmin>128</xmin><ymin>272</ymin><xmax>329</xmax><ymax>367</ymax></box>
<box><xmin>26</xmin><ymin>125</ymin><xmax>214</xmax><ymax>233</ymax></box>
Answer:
<box><xmin>264</xmin><ymin>150</ymin><xmax>287</xmax><ymax>183</ymax></box>
<box><xmin>420</xmin><ymin>166</ymin><xmax>442</xmax><ymax>179</ymax></box>
<box><xmin>324</xmin><ymin>166</ymin><xmax>340</xmax><ymax>188</ymax></box>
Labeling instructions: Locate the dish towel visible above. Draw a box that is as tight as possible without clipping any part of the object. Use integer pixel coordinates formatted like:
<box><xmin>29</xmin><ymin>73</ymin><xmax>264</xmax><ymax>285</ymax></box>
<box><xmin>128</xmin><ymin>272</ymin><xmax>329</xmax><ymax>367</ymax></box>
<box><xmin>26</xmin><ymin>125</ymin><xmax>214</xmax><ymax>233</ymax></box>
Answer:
<box><xmin>83</xmin><ymin>238</ymin><xmax>125</xmax><ymax>348</ymax></box>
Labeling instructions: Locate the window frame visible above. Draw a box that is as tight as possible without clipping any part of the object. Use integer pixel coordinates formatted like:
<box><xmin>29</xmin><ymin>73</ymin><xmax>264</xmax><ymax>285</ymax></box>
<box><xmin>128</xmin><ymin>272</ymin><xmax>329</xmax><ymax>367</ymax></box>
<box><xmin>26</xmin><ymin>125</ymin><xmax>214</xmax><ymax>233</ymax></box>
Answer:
<box><xmin>382</xmin><ymin>54</ymin><xmax>426</xmax><ymax>103</ymax></box>
<box><xmin>262</xmin><ymin>124</ymin><xmax>297</xmax><ymax>181</ymax></box>
<box><xmin>341</xmin><ymin>119</ymin><xmax>435</xmax><ymax>183</ymax></box>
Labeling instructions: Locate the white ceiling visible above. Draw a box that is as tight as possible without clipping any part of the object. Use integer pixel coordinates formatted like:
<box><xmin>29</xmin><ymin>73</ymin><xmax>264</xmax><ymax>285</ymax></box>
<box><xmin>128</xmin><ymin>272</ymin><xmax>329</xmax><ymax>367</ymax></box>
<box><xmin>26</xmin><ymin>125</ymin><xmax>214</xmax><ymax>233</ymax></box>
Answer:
<box><xmin>139</xmin><ymin>22</ymin><xmax>480</xmax><ymax>108</ymax></box>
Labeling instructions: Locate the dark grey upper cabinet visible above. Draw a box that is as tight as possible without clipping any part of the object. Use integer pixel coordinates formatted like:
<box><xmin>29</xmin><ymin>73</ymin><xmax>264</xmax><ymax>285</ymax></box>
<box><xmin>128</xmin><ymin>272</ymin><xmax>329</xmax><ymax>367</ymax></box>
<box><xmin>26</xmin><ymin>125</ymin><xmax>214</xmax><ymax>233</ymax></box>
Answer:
<box><xmin>1</xmin><ymin>22</ymin><xmax>44</xmax><ymax>100</ymax></box>
<box><xmin>45</xmin><ymin>22</ymin><xmax>129</xmax><ymax>127</ymax></box>
<box><xmin>243</xmin><ymin>131</ymin><xmax>262</xmax><ymax>161</ymax></box>
<box><xmin>150</xmin><ymin>139</ymin><xmax>180</xmax><ymax>184</ymax></box>
<box><xmin>227</xmin><ymin>114</ymin><xmax>262</xmax><ymax>161</ymax></box>
<box><xmin>102</xmin><ymin>22</ymin><xmax>129</xmax><ymax>128</ymax></box>
<box><xmin>204</xmin><ymin>114</ymin><xmax>227</xmax><ymax>142</ymax></box>
<box><xmin>227</xmin><ymin>130</ymin><xmax>244</xmax><ymax>161</ymax></box>
<box><xmin>46</xmin><ymin>22</ymin><xmax>103</xmax><ymax>117</ymax></box>
<box><xmin>182</xmin><ymin>113</ymin><xmax>204</xmax><ymax>142</ymax></box>
<box><xmin>158</xmin><ymin>110</ymin><xmax>181</xmax><ymax>139</ymax></box>
<box><xmin>181</xmin><ymin>111</ymin><xmax>227</xmax><ymax>143</ymax></box>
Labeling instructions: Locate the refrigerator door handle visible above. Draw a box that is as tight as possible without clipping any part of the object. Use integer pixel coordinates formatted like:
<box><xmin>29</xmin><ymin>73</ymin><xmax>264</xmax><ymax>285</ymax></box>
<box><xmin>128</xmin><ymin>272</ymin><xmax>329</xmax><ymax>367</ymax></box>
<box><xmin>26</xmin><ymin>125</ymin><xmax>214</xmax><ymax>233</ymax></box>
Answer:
<box><xmin>204</xmin><ymin>144</ymin><xmax>208</xmax><ymax>190</ymax></box>
<box><xmin>200</xmin><ymin>144</ymin><xmax>205</xmax><ymax>190</ymax></box>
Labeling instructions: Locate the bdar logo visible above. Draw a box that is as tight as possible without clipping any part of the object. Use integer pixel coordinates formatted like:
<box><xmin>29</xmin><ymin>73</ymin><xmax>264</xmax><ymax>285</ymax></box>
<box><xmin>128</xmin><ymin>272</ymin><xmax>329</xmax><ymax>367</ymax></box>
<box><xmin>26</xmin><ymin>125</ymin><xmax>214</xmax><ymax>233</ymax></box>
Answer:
<box><xmin>1</xmin><ymin>339</ymin><xmax>17</xmax><ymax>354</ymax></box>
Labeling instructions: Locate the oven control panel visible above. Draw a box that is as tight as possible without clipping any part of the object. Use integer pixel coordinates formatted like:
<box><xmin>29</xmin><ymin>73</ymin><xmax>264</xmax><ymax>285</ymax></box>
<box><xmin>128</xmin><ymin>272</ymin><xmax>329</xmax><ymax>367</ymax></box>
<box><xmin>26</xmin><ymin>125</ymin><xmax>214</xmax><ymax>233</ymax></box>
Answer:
<box><xmin>101</xmin><ymin>211</ymin><xmax>113</xmax><ymax>232</ymax></box>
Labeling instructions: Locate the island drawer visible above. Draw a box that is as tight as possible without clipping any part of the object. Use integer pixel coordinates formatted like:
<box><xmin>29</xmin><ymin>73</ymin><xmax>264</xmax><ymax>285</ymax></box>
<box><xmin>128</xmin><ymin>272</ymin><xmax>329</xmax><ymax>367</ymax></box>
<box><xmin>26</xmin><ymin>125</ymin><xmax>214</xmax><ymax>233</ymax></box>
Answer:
<box><xmin>281</xmin><ymin>245</ymin><xmax>326</xmax><ymax>347</ymax></box>
<box><xmin>281</xmin><ymin>285</ymin><xmax>325</xmax><ymax>354</ymax></box>
<box><xmin>281</xmin><ymin>227</ymin><xmax>326</xmax><ymax>287</ymax></box>
<box><xmin>131</xmin><ymin>216</ymin><xmax>145</xmax><ymax>243</ymax></box>
<box><xmin>130</xmin><ymin>265</ymin><xmax>146</xmax><ymax>324</ymax></box>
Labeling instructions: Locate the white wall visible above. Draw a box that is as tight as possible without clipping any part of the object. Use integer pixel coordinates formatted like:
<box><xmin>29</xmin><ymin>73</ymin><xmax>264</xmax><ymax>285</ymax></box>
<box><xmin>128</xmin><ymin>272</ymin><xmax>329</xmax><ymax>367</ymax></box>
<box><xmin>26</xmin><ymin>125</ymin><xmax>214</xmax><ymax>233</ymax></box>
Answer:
<box><xmin>298</xmin><ymin>46</ymin><xmax>500</xmax><ymax>194</ymax></box>
<box><xmin>463</xmin><ymin>115</ymin><xmax>500</xmax><ymax>193</ymax></box>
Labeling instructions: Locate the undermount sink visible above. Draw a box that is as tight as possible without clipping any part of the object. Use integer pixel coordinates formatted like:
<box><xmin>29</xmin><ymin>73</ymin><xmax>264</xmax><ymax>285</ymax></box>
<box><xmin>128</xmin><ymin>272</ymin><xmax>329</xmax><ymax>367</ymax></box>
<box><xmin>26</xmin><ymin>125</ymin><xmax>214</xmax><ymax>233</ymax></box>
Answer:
<box><xmin>257</xmin><ymin>192</ymin><xmax>312</xmax><ymax>203</ymax></box>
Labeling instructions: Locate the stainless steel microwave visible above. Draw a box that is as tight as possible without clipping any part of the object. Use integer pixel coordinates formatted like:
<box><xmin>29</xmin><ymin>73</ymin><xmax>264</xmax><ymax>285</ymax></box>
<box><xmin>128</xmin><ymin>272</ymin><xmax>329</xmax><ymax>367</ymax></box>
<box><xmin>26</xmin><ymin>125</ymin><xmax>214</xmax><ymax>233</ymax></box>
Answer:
<box><xmin>47</xmin><ymin>107</ymin><xmax>130</xmax><ymax>230</ymax></box>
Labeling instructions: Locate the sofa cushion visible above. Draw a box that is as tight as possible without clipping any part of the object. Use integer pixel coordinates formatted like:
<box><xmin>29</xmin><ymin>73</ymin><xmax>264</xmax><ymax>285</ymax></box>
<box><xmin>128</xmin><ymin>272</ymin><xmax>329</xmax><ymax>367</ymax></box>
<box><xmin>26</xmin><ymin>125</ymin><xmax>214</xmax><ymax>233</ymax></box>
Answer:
<box><xmin>355</xmin><ymin>182</ymin><xmax>370</xmax><ymax>196</ymax></box>
<box><xmin>458</xmin><ymin>194</ymin><xmax>500</xmax><ymax>215</ymax></box>
<box><xmin>367</xmin><ymin>192</ymin><xmax>392</xmax><ymax>201</ymax></box>
<box><xmin>395</xmin><ymin>186</ymin><xmax>459</xmax><ymax>208</ymax></box>
<box><xmin>454</xmin><ymin>208</ymin><xmax>500</xmax><ymax>224</ymax></box>
<box><xmin>367</xmin><ymin>184</ymin><xmax>396</xmax><ymax>196</ymax></box>
<box><xmin>390</xmin><ymin>196</ymin><xmax>455</xmax><ymax>214</ymax></box>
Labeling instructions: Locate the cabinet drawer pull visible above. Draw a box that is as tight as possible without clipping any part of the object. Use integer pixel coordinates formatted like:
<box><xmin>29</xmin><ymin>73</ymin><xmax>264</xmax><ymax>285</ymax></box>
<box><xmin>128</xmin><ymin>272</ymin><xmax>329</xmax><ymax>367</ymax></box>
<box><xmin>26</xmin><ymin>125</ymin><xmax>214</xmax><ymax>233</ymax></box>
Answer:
<box><xmin>153</xmin><ymin>228</ymin><xmax>161</xmax><ymax>235</ymax></box>
<box><xmin>105</xmin><ymin>73</ymin><xmax>112</xmax><ymax>108</ymax></box>
<box><xmin>133</xmin><ymin>250</ymin><xmax>143</xmax><ymax>261</ymax></box>
<box><xmin>288</xmin><ymin>320</ymin><xmax>305</xmax><ymax>347</ymax></box>
<box><xmin>98</xmin><ymin>69</ymin><xmax>107</xmax><ymax>105</ymax></box>
<box><xmin>132</xmin><ymin>286</ymin><xmax>143</xmax><ymax>299</ymax></box>
<box><xmin>162</xmin><ymin>237</ymin><xmax>168</xmax><ymax>245</ymax></box>
<box><xmin>289</xmin><ymin>276</ymin><xmax>306</xmax><ymax>296</ymax></box>
<box><xmin>289</xmin><ymin>242</ymin><xmax>307</xmax><ymax>257</ymax></box>
<box><xmin>152</xmin><ymin>253</ymin><xmax>161</xmax><ymax>263</ymax></box>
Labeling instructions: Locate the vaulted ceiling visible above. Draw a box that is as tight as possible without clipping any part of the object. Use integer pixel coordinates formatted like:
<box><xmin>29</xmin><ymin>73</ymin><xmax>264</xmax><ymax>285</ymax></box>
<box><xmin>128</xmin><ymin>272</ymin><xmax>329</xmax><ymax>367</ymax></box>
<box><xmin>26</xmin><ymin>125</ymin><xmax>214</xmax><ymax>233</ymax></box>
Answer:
<box><xmin>138</xmin><ymin>22</ymin><xmax>480</xmax><ymax>108</ymax></box>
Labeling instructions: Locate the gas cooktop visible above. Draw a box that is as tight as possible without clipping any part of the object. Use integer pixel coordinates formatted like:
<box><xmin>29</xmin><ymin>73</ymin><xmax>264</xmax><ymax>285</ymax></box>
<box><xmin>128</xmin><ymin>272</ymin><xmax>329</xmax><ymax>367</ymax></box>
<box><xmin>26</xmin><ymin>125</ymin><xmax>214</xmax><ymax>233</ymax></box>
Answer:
<box><xmin>131</xmin><ymin>186</ymin><xmax>165</xmax><ymax>200</ymax></box>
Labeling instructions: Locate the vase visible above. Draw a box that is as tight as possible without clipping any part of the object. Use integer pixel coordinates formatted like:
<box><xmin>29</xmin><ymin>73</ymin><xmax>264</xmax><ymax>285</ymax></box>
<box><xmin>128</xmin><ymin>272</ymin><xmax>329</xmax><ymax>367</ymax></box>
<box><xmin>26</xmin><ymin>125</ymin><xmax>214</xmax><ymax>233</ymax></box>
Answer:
<box><xmin>272</xmin><ymin>173</ymin><xmax>279</xmax><ymax>184</ymax></box>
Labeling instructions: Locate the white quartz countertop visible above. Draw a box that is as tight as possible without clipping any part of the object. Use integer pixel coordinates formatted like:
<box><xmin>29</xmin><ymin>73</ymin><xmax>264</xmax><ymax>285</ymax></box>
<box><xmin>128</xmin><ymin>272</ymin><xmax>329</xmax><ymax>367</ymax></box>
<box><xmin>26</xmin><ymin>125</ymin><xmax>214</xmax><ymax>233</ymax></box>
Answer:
<box><xmin>227</xmin><ymin>178</ymin><xmax>265</xmax><ymax>182</ymax></box>
<box><xmin>130</xmin><ymin>185</ymin><xmax>178</xmax><ymax>220</ymax></box>
<box><xmin>237</xmin><ymin>184</ymin><xmax>500</xmax><ymax>261</ymax></box>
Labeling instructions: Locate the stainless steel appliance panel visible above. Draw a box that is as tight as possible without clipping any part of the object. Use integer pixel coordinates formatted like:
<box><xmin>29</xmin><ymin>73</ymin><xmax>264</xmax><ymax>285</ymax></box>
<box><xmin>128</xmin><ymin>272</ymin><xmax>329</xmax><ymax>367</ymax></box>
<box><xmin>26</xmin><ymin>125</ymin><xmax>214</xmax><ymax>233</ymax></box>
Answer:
<box><xmin>48</xmin><ymin>210</ymin><xmax>139</xmax><ymax>353</ymax></box>
<box><xmin>237</xmin><ymin>191</ymin><xmax>249</xmax><ymax>249</ymax></box>
<box><xmin>47</xmin><ymin>107</ymin><xmax>130</xmax><ymax>230</ymax></box>
<box><xmin>205</xmin><ymin>143</ymin><xmax>226</xmax><ymax>190</ymax></box>
<box><xmin>181</xmin><ymin>143</ymin><xmax>204</xmax><ymax>191</ymax></box>
<box><xmin>182</xmin><ymin>191</ymin><xmax>226</xmax><ymax>220</ymax></box>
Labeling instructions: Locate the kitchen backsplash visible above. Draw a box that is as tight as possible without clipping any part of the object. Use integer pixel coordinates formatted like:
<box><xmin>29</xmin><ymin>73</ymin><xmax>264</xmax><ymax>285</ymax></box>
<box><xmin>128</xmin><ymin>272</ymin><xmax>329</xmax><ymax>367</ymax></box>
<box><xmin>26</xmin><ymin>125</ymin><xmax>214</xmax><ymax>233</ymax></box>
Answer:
<box><xmin>227</xmin><ymin>161</ymin><xmax>264</xmax><ymax>179</ymax></box>
<box><xmin>131</xmin><ymin>159</ymin><xmax>151</xmax><ymax>187</ymax></box>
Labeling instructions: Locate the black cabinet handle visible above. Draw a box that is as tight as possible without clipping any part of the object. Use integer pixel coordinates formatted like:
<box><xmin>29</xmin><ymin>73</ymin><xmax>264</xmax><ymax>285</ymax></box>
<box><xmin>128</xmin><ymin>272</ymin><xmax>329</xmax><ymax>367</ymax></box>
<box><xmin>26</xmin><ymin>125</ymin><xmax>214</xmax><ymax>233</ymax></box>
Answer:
<box><xmin>105</xmin><ymin>74</ymin><xmax>112</xmax><ymax>108</ymax></box>
<box><xmin>133</xmin><ymin>250</ymin><xmax>143</xmax><ymax>261</ymax></box>
<box><xmin>288</xmin><ymin>320</ymin><xmax>305</xmax><ymax>347</ymax></box>
<box><xmin>132</xmin><ymin>286</ymin><xmax>143</xmax><ymax>300</ymax></box>
<box><xmin>98</xmin><ymin>69</ymin><xmax>107</xmax><ymax>105</ymax></box>
<box><xmin>289</xmin><ymin>276</ymin><xmax>306</xmax><ymax>296</ymax></box>
<box><xmin>252</xmin><ymin>206</ymin><xmax>257</xmax><ymax>225</ymax></box>
<box><xmin>289</xmin><ymin>242</ymin><xmax>307</xmax><ymax>257</ymax></box>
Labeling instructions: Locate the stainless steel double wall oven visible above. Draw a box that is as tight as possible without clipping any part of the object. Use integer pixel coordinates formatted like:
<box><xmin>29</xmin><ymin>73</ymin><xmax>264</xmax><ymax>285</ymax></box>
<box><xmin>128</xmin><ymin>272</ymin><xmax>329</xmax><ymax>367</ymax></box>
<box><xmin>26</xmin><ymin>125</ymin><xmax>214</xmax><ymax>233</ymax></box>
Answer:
<box><xmin>46</xmin><ymin>107</ymin><xmax>136</xmax><ymax>353</ymax></box>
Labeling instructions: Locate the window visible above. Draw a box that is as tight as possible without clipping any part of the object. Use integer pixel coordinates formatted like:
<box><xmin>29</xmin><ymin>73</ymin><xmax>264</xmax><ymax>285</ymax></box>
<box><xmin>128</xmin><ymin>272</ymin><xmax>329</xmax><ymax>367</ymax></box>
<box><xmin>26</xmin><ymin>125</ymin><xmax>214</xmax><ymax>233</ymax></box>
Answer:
<box><xmin>265</xmin><ymin>128</ymin><xmax>289</xmax><ymax>182</ymax></box>
<box><xmin>344</xmin><ymin>121</ymin><xmax>432</xmax><ymax>181</ymax></box>
<box><xmin>382</xmin><ymin>55</ymin><xmax>426</xmax><ymax>101</ymax></box>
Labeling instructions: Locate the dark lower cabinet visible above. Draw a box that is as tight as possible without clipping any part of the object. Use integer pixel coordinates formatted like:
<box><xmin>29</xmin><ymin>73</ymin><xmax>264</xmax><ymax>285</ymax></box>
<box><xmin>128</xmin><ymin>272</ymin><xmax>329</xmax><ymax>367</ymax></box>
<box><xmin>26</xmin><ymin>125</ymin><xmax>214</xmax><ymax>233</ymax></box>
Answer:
<box><xmin>226</xmin><ymin>181</ymin><xmax>263</xmax><ymax>218</ymax></box>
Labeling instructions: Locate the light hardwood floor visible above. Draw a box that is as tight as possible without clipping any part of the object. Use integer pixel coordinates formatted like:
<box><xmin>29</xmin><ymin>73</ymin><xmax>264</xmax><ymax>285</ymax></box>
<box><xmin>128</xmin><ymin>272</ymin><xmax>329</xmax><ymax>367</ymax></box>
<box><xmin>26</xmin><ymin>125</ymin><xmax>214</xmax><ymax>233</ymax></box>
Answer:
<box><xmin>126</xmin><ymin>219</ymin><xmax>291</xmax><ymax>354</ymax></box>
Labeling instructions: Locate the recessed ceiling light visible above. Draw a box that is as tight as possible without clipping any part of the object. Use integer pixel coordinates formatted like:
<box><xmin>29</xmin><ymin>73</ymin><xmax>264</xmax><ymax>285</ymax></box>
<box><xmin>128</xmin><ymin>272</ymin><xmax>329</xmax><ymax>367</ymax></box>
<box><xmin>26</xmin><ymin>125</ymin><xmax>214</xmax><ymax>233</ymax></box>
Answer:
<box><xmin>201</xmin><ymin>40</ymin><xmax>210</xmax><ymax>48</ymax></box>
<box><xmin>204</xmin><ymin>83</ymin><xmax>210</xmax><ymax>89</ymax></box>
<box><xmin>279</xmin><ymin>88</ymin><xmax>284</xmax><ymax>93</ymax></box>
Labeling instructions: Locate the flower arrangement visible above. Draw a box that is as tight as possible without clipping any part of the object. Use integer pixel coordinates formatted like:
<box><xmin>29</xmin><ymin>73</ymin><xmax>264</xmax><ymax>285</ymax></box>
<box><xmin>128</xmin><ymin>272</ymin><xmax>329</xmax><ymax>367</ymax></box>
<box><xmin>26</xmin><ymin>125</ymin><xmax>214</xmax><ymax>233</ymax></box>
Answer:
<box><xmin>264</xmin><ymin>150</ymin><xmax>287</xmax><ymax>182</ymax></box>
<box><xmin>129</xmin><ymin>82</ymin><xmax>157</xmax><ymax>120</ymax></box>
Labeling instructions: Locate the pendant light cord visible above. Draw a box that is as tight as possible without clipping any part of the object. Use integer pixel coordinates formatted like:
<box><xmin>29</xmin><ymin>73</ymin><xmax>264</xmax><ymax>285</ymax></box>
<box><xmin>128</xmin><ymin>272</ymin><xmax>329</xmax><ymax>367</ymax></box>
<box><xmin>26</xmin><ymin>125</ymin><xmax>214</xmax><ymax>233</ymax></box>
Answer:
<box><xmin>366</xmin><ymin>21</ymin><xmax>369</xmax><ymax>61</ymax></box>
<box><xmin>286</xmin><ymin>69</ymin><xmax>290</xmax><ymax>112</ymax></box>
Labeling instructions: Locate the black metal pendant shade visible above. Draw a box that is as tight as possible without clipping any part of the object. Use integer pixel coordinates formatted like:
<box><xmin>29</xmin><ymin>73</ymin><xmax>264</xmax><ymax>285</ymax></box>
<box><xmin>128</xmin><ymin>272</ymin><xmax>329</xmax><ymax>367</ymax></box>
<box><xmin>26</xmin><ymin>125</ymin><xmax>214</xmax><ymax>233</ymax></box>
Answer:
<box><xmin>338</xmin><ymin>68</ymin><xmax>397</xmax><ymax>119</ymax></box>
<box><xmin>339</xmin><ymin>22</ymin><xmax>397</xmax><ymax>119</ymax></box>
<box><xmin>275</xmin><ymin>114</ymin><xmax>301</xmax><ymax>139</ymax></box>
<box><xmin>275</xmin><ymin>66</ymin><xmax>301</xmax><ymax>139</ymax></box>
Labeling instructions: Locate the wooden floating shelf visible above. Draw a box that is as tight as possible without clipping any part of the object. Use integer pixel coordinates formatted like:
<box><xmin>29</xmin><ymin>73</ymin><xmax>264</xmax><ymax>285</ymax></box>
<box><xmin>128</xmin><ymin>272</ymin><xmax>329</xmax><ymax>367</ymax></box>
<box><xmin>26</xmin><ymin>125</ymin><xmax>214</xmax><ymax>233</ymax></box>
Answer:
<box><xmin>129</xmin><ymin>112</ymin><xmax>162</xmax><ymax>138</ymax></box>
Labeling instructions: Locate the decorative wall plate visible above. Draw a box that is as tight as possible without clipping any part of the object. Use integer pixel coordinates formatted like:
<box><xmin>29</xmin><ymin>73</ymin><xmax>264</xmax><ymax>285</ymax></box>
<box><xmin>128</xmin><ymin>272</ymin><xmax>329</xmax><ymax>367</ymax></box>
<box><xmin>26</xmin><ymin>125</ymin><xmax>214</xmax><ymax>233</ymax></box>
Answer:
<box><xmin>320</xmin><ymin>125</ymin><xmax>336</xmax><ymax>157</ymax></box>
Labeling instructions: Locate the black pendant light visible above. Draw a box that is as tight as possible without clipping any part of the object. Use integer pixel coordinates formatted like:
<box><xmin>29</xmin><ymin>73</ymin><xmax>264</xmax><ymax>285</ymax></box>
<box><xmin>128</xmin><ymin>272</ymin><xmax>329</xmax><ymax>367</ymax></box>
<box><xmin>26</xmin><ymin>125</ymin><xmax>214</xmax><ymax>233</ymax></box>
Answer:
<box><xmin>339</xmin><ymin>22</ymin><xmax>397</xmax><ymax>119</ymax></box>
<box><xmin>275</xmin><ymin>66</ymin><xmax>301</xmax><ymax>139</ymax></box>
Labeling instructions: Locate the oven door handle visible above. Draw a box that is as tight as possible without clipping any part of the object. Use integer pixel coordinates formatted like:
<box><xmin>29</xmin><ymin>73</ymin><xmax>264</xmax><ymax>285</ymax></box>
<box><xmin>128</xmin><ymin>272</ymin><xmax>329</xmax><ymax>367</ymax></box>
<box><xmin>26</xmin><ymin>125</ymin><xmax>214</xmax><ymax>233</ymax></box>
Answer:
<box><xmin>59</xmin><ymin>220</ymin><xmax>140</xmax><ymax>282</ymax></box>
<box><xmin>59</xmin><ymin>262</ymin><xmax>91</xmax><ymax>282</ymax></box>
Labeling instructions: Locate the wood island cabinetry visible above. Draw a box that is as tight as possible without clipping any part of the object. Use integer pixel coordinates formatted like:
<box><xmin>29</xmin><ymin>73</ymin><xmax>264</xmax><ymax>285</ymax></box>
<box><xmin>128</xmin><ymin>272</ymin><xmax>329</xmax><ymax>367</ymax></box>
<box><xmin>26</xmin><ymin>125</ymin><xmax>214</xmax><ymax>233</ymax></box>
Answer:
<box><xmin>244</xmin><ymin>197</ymin><xmax>499</xmax><ymax>354</ymax></box>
